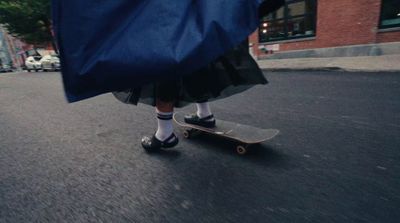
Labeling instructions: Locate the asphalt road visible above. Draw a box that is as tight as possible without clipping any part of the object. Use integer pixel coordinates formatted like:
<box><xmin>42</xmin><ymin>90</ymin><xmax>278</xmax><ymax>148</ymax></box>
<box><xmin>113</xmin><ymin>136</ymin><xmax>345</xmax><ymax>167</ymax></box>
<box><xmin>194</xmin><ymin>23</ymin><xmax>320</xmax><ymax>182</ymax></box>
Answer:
<box><xmin>0</xmin><ymin>71</ymin><xmax>399</xmax><ymax>223</ymax></box>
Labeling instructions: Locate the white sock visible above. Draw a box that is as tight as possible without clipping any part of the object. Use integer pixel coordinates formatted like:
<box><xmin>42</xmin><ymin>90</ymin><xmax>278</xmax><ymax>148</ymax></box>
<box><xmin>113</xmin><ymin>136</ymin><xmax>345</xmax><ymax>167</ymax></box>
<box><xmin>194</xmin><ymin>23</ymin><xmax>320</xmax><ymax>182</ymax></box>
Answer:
<box><xmin>196</xmin><ymin>102</ymin><xmax>213</xmax><ymax>119</ymax></box>
<box><xmin>155</xmin><ymin>109</ymin><xmax>174</xmax><ymax>141</ymax></box>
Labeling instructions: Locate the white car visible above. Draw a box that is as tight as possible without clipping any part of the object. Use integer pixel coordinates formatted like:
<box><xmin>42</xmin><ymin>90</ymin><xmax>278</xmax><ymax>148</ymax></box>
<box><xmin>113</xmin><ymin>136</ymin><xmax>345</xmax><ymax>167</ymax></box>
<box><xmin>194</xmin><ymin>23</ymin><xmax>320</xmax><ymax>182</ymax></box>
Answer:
<box><xmin>25</xmin><ymin>56</ymin><xmax>42</xmax><ymax>72</ymax></box>
<box><xmin>40</xmin><ymin>55</ymin><xmax>61</xmax><ymax>71</ymax></box>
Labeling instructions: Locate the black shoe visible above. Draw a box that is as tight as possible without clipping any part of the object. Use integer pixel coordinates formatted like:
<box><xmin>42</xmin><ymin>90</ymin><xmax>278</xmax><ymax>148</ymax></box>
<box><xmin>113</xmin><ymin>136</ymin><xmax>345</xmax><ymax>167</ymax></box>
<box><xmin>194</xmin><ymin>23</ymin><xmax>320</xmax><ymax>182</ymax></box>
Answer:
<box><xmin>141</xmin><ymin>133</ymin><xmax>179</xmax><ymax>152</ymax></box>
<box><xmin>184</xmin><ymin>114</ymin><xmax>216</xmax><ymax>128</ymax></box>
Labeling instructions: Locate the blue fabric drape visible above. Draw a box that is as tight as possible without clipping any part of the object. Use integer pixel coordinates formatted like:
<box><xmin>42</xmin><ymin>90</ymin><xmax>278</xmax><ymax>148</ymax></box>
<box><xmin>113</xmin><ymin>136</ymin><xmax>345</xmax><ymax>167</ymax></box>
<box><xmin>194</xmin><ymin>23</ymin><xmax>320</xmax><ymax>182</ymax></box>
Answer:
<box><xmin>52</xmin><ymin>0</ymin><xmax>263</xmax><ymax>102</ymax></box>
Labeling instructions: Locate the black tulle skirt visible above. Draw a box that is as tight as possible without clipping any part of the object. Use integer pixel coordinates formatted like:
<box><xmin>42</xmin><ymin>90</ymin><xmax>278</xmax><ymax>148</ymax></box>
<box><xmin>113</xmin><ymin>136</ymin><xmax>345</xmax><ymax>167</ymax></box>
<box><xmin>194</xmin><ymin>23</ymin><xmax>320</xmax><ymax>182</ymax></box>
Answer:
<box><xmin>113</xmin><ymin>41</ymin><xmax>267</xmax><ymax>108</ymax></box>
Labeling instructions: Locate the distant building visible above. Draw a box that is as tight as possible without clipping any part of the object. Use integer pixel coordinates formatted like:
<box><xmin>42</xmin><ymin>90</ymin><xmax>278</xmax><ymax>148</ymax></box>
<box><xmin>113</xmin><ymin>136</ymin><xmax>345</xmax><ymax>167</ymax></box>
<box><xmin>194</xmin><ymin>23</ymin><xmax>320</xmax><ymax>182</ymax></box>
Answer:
<box><xmin>0</xmin><ymin>26</ymin><xmax>12</xmax><ymax>66</ymax></box>
<box><xmin>250</xmin><ymin>0</ymin><xmax>400</xmax><ymax>58</ymax></box>
<box><xmin>0</xmin><ymin>25</ymin><xmax>32</xmax><ymax>68</ymax></box>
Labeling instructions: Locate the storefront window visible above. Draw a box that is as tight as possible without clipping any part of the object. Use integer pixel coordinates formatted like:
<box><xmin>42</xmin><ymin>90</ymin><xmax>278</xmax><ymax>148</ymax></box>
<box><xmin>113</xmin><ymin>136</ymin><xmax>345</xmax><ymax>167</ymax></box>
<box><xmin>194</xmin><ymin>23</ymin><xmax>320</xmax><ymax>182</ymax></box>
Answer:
<box><xmin>380</xmin><ymin>0</ymin><xmax>400</xmax><ymax>29</ymax></box>
<box><xmin>259</xmin><ymin>0</ymin><xmax>317</xmax><ymax>42</ymax></box>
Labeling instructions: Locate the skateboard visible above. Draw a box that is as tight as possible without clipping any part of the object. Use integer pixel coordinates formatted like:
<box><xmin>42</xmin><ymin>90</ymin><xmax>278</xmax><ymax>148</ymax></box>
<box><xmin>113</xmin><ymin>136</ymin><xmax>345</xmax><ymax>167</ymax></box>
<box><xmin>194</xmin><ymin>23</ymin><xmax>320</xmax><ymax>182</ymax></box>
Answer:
<box><xmin>173</xmin><ymin>112</ymin><xmax>279</xmax><ymax>155</ymax></box>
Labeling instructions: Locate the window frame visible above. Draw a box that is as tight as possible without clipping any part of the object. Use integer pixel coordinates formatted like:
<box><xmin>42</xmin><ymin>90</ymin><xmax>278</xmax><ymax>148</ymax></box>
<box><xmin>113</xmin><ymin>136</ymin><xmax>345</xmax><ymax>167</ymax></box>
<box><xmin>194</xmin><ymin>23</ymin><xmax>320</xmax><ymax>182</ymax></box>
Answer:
<box><xmin>379</xmin><ymin>0</ymin><xmax>400</xmax><ymax>29</ymax></box>
<box><xmin>259</xmin><ymin>0</ymin><xmax>317</xmax><ymax>43</ymax></box>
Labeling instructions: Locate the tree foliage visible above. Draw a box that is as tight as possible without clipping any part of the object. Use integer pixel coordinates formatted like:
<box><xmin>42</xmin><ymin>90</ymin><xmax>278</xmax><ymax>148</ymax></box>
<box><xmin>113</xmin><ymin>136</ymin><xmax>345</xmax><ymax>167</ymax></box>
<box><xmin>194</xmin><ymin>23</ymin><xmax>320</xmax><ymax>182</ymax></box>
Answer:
<box><xmin>0</xmin><ymin>0</ymin><xmax>52</xmax><ymax>46</ymax></box>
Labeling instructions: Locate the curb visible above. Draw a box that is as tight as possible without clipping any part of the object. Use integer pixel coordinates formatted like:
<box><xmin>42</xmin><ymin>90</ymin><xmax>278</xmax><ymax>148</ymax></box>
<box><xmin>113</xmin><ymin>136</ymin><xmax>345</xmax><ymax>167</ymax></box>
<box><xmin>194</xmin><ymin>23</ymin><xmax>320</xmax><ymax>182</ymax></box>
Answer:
<box><xmin>261</xmin><ymin>67</ymin><xmax>344</xmax><ymax>72</ymax></box>
<box><xmin>261</xmin><ymin>67</ymin><xmax>400</xmax><ymax>73</ymax></box>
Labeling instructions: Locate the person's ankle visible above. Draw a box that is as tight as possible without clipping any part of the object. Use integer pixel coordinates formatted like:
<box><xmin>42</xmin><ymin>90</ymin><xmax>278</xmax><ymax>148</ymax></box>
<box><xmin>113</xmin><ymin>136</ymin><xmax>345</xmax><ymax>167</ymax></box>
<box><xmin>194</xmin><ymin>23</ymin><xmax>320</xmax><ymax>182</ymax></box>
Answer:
<box><xmin>155</xmin><ymin>131</ymin><xmax>175</xmax><ymax>142</ymax></box>
<box><xmin>196</xmin><ymin>102</ymin><xmax>212</xmax><ymax>119</ymax></box>
<box><xmin>196</xmin><ymin>111</ymin><xmax>213</xmax><ymax>119</ymax></box>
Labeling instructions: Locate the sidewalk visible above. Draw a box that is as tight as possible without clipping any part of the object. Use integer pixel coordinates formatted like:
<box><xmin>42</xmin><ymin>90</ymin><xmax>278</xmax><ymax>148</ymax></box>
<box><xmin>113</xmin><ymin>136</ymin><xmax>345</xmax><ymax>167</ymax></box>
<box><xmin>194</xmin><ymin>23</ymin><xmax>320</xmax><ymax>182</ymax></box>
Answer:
<box><xmin>257</xmin><ymin>54</ymin><xmax>400</xmax><ymax>72</ymax></box>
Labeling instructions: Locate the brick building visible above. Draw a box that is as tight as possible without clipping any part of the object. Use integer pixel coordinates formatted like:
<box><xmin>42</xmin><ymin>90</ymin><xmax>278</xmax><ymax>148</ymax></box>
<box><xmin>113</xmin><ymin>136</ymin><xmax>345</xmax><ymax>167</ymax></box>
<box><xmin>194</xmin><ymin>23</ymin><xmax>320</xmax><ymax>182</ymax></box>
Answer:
<box><xmin>250</xmin><ymin>0</ymin><xmax>400</xmax><ymax>58</ymax></box>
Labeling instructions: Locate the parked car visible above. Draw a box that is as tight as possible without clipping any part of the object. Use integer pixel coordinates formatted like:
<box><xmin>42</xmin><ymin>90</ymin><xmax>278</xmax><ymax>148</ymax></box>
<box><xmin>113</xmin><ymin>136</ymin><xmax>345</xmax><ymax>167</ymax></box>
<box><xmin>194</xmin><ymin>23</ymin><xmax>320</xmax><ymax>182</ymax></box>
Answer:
<box><xmin>40</xmin><ymin>54</ymin><xmax>61</xmax><ymax>71</ymax></box>
<box><xmin>0</xmin><ymin>64</ymin><xmax>13</xmax><ymax>73</ymax></box>
<box><xmin>25</xmin><ymin>56</ymin><xmax>42</xmax><ymax>72</ymax></box>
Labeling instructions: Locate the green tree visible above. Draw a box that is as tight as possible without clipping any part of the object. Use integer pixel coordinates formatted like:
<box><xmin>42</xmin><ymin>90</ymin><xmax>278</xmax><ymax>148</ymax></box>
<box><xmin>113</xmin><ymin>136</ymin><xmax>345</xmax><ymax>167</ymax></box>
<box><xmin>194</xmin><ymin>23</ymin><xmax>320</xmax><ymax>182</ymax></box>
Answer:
<box><xmin>0</xmin><ymin>0</ymin><xmax>57</xmax><ymax>53</ymax></box>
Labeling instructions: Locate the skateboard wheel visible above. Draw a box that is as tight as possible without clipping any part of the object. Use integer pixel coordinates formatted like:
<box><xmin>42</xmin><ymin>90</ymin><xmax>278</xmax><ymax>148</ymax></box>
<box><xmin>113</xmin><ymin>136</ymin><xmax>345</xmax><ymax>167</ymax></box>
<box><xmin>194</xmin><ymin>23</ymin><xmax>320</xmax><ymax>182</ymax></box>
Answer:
<box><xmin>183</xmin><ymin>130</ymin><xmax>191</xmax><ymax>139</ymax></box>
<box><xmin>236</xmin><ymin>145</ymin><xmax>247</xmax><ymax>155</ymax></box>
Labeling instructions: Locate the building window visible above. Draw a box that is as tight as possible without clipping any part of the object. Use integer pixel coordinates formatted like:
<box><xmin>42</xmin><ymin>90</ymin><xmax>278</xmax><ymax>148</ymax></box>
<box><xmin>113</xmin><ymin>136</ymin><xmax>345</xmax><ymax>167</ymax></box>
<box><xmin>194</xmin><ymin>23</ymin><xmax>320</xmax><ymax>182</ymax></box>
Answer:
<box><xmin>380</xmin><ymin>0</ymin><xmax>400</xmax><ymax>29</ymax></box>
<box><xmin>259</xmin><ymin>0</ymin><xmax>317</xmax><ymax>42</ymax></box>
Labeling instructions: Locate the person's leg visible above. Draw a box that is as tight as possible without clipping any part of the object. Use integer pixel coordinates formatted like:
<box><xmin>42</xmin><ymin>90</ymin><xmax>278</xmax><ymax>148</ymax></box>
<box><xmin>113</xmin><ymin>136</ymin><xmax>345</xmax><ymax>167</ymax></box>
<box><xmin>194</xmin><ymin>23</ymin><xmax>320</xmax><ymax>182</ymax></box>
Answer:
<box><xmin>195</xmin><ymin>101</ymin><xmax>213</xmax><ymax>118</ymax></box>
<box><xmin>184</xmin><ymin>100</ymin><xmax>216</xmax><ymax>128</ymax></box>
<box><xmin>141</xmin><ymin>82</ymin><xmax>179</xmax><ymax>151</ymax></box>
<box><xmin>154</xmin><ymin>99</ymin><xmax>175</xmax><ymax>141</ymax></box>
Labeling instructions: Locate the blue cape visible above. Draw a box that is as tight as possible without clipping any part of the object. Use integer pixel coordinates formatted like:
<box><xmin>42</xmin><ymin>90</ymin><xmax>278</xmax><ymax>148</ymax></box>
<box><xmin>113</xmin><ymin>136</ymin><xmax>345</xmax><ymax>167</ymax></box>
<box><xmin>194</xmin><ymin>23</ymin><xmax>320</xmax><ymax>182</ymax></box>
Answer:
<box><xmin>52</xmin><ymin>0</ymin><xmax>263</xmax><ymax>102</ymax></box>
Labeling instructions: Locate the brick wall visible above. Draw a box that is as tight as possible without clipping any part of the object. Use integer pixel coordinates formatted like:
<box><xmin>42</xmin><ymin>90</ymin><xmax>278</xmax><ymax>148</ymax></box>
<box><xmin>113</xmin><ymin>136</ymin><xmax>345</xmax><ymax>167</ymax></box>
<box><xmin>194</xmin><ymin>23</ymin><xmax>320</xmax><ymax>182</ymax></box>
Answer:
<box><xmin>252</xmin><ymin>0</ymin><xmax>400</xmax><ymax>56</ymax></box>
<box><xmin>377</xmin><ymin>31</ymin><xmax>400</xmax><ymax>43</ymax></box>
<box><xmin>316</xmin><ymin>0</ymin><xmax>380</xmax><ymax>46</ymax></box>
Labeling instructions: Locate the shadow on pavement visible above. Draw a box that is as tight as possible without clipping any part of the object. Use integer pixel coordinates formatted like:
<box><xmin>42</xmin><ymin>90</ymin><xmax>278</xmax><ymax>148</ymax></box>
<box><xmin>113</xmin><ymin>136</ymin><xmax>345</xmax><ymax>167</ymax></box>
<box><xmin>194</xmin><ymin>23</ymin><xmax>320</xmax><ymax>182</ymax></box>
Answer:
<box><xmin>182</xmin><ymin>132</ymin><xmax>293</xmax><ymax>169</ymax></box>
<box><xmin>145</xmin><ymin>149</ymin><xmax>182</xmax><ymax>160</ymax></box>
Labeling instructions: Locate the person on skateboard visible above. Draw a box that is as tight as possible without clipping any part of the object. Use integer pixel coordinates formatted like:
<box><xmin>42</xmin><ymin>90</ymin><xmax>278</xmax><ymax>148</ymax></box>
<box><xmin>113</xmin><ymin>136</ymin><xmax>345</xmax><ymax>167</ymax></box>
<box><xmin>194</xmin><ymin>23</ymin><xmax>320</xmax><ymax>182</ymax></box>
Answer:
<box><xmin>54</xmin><ymin>0</ymin><xmax>284</xmax><ymax>151</ymax></box>
<box><xmin>113</xmin><ymin>1</ymin><xmax>285</xmax><ymax>151</ymax></box>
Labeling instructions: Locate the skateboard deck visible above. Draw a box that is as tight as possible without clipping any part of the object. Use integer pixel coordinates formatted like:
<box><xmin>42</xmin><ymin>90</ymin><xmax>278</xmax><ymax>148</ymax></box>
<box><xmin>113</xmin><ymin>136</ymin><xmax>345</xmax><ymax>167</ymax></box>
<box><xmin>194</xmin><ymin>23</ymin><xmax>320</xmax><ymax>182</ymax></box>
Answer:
<box><xmin>173</xmin><ymin>112</ymin><xmax>279</xmax><ymax>155</ymax></box>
